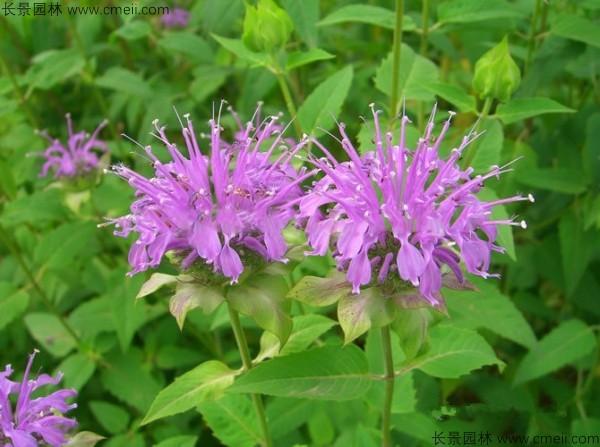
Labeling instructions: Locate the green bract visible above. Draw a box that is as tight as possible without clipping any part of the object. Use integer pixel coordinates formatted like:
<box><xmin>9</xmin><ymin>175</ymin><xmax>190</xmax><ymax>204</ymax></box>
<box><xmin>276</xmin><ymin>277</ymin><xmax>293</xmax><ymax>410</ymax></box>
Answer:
<box><xmin>242</xmin><ymin>0</ymin><xmax>294</xmax><ymax>53</ymax></box>
<box><xmin>472</xmin><ymin>36</ymin><xmax>521</xmax><ymax>103</ymax></box>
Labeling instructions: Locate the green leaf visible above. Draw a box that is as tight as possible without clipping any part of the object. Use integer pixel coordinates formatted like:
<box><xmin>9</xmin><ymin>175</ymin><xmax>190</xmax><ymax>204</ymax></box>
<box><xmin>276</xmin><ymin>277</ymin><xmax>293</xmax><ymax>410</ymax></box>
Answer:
<box><xmin>297</xmin><ymin>65</ymin><xmax>353</xmax><ymax>136</ymax></box>
<box><xmin>283</xmin><ymin>0</ymin><xmax>319</xmax><ymax>47</ymax></box>
<box><xmin>101</xmin><ymin>350</ymin><xmax>162</xmax><ymax>413</ymax></box>
<box><xmin>477</xmin><ymin>188</ymin><xmax>516</xmax><ymax>260</ymax></box>
<box><xmin>338</xmin><ymin>288</ymin><xmax>396</xmax><ymax>344</ymax></box>
<box><xmin>89</xmin><ymin>401</ymin><xmax>130</xmax><ymax>434</ymax></box>
<box><xmin>190</xmin><ymin>66</ymin><xmax>230</xmax><ymax>104</ymax></box>
<box><xmin>212</xmin><ymin>35</ymin><xmax>270</xmax><ymax>66</ymax></box>
<box><xmin>1</xmin><ymin>190</ymin><xmax>67</xmax><ymax>227</ymax></box>
<box><xmin>34</xmin><ymin>222</ymin><xmax>96</xmax><ymax>271</ymax></box>
<box><xmin>285</xmin><ymin>49</ymin><xmax>334</xmax><ymax>71</ymax></box>
<box><xmin>155</xmin><ymin>436</ymin><xmax>198</xmax><ymax>447</ymax></box>
<box><xmin>24</xmin><ymin>49</ymin><xmax>85</xmax><ymax>90</ymax></box>
<box><xmin>136</xmin><ymin>273</ymin><xmax>178</xmax><ymax>299</ymax></box>
<box><xmin>68</xmin><ymin>297</ymin><xmax>114</xmax><ymax>341</ymax></box>
<box><xmin>111</xmin><ymin>21</ymin><xmax>152</xmax><ymax>41</ymax></box>
<box><xmin>95</xmin><ymin>67</ymin><xmax>153</xmax><ymax>99</ymax></box>
<box><xmin>142</xmin><ymin>360</ymin><xmax>237</xmax><ymax>425</ymax></box>
<box><xmin>420</xmin><ymin>82</ymin><xmax>476</xmax><ymax>113</ymax></box>
<box><xmin>24</xmin><ymin>313</ymin><xmax>76</xmax><ymax>358</ymax></box>
<box><xmin>158</xmin><ymin>32</ymin><xmax>214</xmax><ymax>62</ymax></box>
<box><xmin>495</xmin><ymin>97</ymin><xmax>575</xmax><ymax>124</ymax></box>
<box><xmin>256</xmin><ymin>314</ymin><xmax>337</xmax><ymax>362</ymax></box>
<box><xmin>267</xmin><ymin>398</ymin><xmax>318</xmax><ymax>439</ymax></box>
<box><xmin>514</xmin><ymin>319</ymin><xmax>596</xmax><ymax>385</ymax></box>
<box><xmin>516</xmin><ymin>168</ymin><xmax>589</xmax><ymax>194</ymax></box>
<box><xmin>559</xmin><ymin>214</ymin><xmax>596</xmax><ymax>295</ymax></box>
<box><xmin>0</xmin><ymin>282</ymin><xmax>29</xmax><ymax>331</ymax></box>
<box><xmin>406</xmin><ymin>326</ymin><xmax>504</xmax><ymax>378</ymax></box>
<box><xmin>287</xmin><ymin>270</ymin><xmax>352</xmax><ymax>307</ymax></box>
<box><xmin>445</xmin><ymin>277</ymin><xmax>537</xmax><ymax>349</ymax></box>
<box><xmin>227</xmin><ymin>273</ymin><xmax>292</xmax><ymax>345</ymax></box>
<box><xmin>437</xmin><ymin>0</ymin><xmax>524</xmax><ymax>25</ymax></box>
<box><xmin>67</xmin><ymin>432</ymin><xmax>105</xmax><ymax>447</ymax></box>
<box><xmin>0</xmin><ymin>97</ymin><xmax>18</xmax><ymax>118</ymax></box>
<box><xmin>318</xmin><ymin>5</ymin><xmax>415</xmax><ymax>31</ymax></box>
<box><xmin>170</xmin><ymin>282</ymin><xmax>226</xmax><ymax>329</ymax></box>
<box><xmin>55</xmin><ymin>353</ymin><xmax>96</xmax><ymax>391</ymax></box>
<box><xmin>197</xmin><ymin>394</ymin><xmax>261</xmax><ymax>447</ymax></box>
<box><xmin>374</xmin><ymin>46</ymin><xmax>439</xmax><ymax>102</ymax></box>
<box><xmin>470</xmin><ymin>119</ymin><xmax>503</xmax><ymax>174</ymax></box>
<box><xmin>551</xmin><ymin>14</ymin><xmax>600</xmax><ymax>48</ymax></box>
<box><xmin>229</xmin><ymin>345</ymin><xmax>371</xmax><ymax>400</ymax></box>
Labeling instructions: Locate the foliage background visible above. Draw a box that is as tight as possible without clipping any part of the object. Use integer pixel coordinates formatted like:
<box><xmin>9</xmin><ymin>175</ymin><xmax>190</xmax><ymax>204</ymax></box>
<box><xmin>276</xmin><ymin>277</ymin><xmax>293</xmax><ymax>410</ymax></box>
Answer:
<box><xmin>0</xmin><ymin>0</ymin><xmax>599</xmax><ymax>446</ymax></box>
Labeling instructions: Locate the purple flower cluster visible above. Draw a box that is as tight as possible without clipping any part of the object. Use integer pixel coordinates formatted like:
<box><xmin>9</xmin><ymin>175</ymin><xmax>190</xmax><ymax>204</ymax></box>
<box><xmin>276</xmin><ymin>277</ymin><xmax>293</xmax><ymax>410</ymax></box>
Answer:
<box><xmin>298</xmin><ymin>104</ymin><xmax>532</xmax><ymax>306</ymax></box>
<box><xmin>36</xmin><ymin>114</ymin><xmax>108</xmax><ymax>179</ymax></box>
<box><xmin>160</xmin><ymin>7</ymin><xmax>190</xmax><ymax>28</ymax></box>
<box><xmin>0</xmin><ymin>351</ymin><xmax>77</xmax><ymax>447</ymax></box>
<box><xmin>106</xmin><ymin>104</ymin><xmax>309</xmax><ymax>282</ymax></box>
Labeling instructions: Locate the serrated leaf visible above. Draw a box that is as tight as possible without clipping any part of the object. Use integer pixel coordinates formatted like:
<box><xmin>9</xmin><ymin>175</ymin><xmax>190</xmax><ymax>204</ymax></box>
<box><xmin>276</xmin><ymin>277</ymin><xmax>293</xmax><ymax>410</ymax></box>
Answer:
<box><xmin>559</xmin><ymin>214</ymin><xmax>595</xmax><ymax>295</ymax></box>
<box><xmin>287</xmin><ymin>270</ymin><xmax>351</xmax><ymax>307</ymax></box>
<box><xmin>283</xmin><ymin>0</ymin><xmax>319</xmax><ymax>47</ymax></box>
<box><xmin>34</xmin><ymin>222</ymin><xmax>96</xmax><ymax>270</ymax></box>
<box><xmin>255</xmin><ymin>314</ymin><xmax>337</xmax><ymax>362</ymax></box>
<box><xmin>551</xmin><ymin>14</ymin><xmax>600</xmax><ymax>48</ymax></box>
<box><xmin>158</xmin><ymin>32</ymin><xmax>213</xmax><ymax>62</ymax></box>
<box><xmin>1</xmin><ymin>189</ymin><xmax>67</xmax><ymax>227</ymax></box>
<box><xmin>514</xmin><ymin>319</ymin><xmax>596</xmax><ymax>385</ymax></box>
<box><xmin>155</xmin><ymin>436</ymin><xmax>198</xmax><ymax>447</ymax></box>
<box><xmin>338</xmin><ymin>288</ymin><xmax>396</xmax><ymax>344</ymax></box>
<box><xmin>445</xmin><ymin>277</ymin><xmax>536</xmax><ymax>348</ymax></box>
<box><xmin>227</xmin><ymin>274</ymin><xmax>292</xmax><ymax>345</ymax></box>
<box><xmin>437</xmin><ymin>0</ymin><xmax>524</xmax><ymax>25</ymax></box>
<box><xmin>420</xmin><ymin>82</ymin><xmax>476</xmax><ymax>113</ymax></box>
<box><xmin>95</xmin><ymin>67</ymin><xmax>153</xmax><ymax>99</ymax></box>
<box><xmin>89</xmin><ymin>401</ymin><xmax>130</xmax><ymax>434</ymax></box>
<box><xmin>374</xmin><ymin>46</ymin><xmax>439</xmax><ymax>102</ymax></box>
<box><xmin>406</xmin><ymin>326</ymin><xmax>504</xmax><ymax>378</ymax></box>
<box><xmin>0</xmin><ymin>282</ymin><xmax>29</xmax><ymax>330</ymax></box>
<box><xmin>24</xmin><ymin>313</ymin><xmax>76</xmax><ymax>358</ymax></box>
<box><xmin>229</xmin><ymin>345</ymin><xmax>371</xmax><ymax>400</ymax></box>
<box><xmin>136</xmin><ymin>273</ymin><xmax>178</xmax><ymax>299</ymax></box>
<box><xmin>212</xmin><ymin>35</ymin><xmax>270</xmax><ymax>66</ymax></box>
<box><xmin>197</xmin><ymin>394</ymin><xmax>261</xmax><ymax>447</ymax></box>
<box><xmin>24</xmin><ymin>49</ymin><xmax>85</xmax><ymax>90</ymax></box>
<box><xmin>142</xmin><ymin>360</ymin><xmax>236</xmax><ymax>425</ymax></box>
<box><xmin>285</xmin><ymin>49</ymin><xmax>334</xmax><ymax>71</ymax></box>
<box><xmin>297</xmin><ymin>65</ymin><xmax>353</xmax><ymax>136</ymax></box>
<box><xmin>495</xmin><ymin>97</ymin><xmax>575</xmax><ymax>124</ymax></box>
<box><xmin>318</xmin><ymin>5</ymin><xmax>415</xmax><ymax>31</ymax></box>
<box><xmin>516</xmin><ymin>168</ymin><xmax>589</xmax><ymax>194</ymax></box>
<box><xmin>169</xmin><ymin>282</ymin><xmax>225</xmax><ymax>329</ymax></box>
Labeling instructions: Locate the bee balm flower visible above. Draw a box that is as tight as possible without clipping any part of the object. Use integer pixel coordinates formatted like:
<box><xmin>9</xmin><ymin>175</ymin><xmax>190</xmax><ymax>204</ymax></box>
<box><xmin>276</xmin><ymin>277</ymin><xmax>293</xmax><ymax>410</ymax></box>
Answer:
<box><xmin>298</xmin><ymin>104</ymin><xmax>531</xmax><ymax>307</ymax></box>
<box><xmin>0</xmin><ymin>351</ymin><xmax>77</xmax><ymax>447</ymax></box>
<box><xmin>104</xmin><ymin>104</ymin><xmax>309</xmax><ymax>283</ymax></box>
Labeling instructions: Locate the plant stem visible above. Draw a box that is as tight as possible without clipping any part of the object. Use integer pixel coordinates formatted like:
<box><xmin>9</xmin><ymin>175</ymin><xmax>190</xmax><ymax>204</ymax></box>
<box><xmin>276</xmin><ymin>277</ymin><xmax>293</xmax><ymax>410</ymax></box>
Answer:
<box><xmin>463</xmin><ymin>97</ymin><xmax>493</xmax><ymax>168</ymax></box>
<box><xmin>381</xmin><ymin>325</ymin><xmax>395</xmax><ymax>447</ymax></box>
<box><xmin>227</xmin><ymin>303</ymin><xmax>273</xmax><ymax>447</ymax></box>
<box><xmin>390</xmin><ymin>0</ymin><xmax>405</xmax><ymax>118</ymax></box>
<box><xmin>0</xmin><ymin>223</ymin><xmax>84</xmax><ymax>351</ymax></box>
<box><xmin>525</xmin><ymin>0</ymin><xmax>541</xmax><ymax>75</ymax></box>
<box><xmin>276</xmin><ymin>72</ymin><xmax>303</xmax><ymax>139</ymax></box>
<box><xmin>420</xmin><ymin>0</ymin><xmax>430</xmax><ymax>56</ymax></box>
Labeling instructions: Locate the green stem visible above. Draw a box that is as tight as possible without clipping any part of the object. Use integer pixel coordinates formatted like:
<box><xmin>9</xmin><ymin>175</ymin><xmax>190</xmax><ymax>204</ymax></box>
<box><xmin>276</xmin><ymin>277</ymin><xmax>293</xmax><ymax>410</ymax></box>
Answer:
<box><xmin>0</xmin><ymin>223</ymin><xmax>84</xmax><ymax>351</ymax></box>
<box><xmin>381</xmin><ymin>325</ymin><xmax>395</xmax><ymax>447</ymax></box>
<box><xmin>420</xmin><ymin>0</ymin><xmax>430</xmax><ymax>56</ymax></box>
<box><xmin>0</xmin><ymin>51</ymin><xmax>40</xmax><ymax>129</ymax></box>
<box><xmin>227</xmin><ymin>303</ymin><xmax>273</xmax><ymax>447</ymax></box>
<box><xmin>389</xmin><ymin>0</ymin><xmax>405</xmax><ymax>118</ymax></box>
<box><xmin>525</xmin><ymin>0</ymin><xmax>541</xmax><ymax>75</ymax></box>
<box><xmin>276</xmin><ymin>72</ymin><xmax>303</xmax><ymax>139</ymax></box>
<box><xmin>463</xmin><ymin>97</ymin><xmax>493</xmax><ymax>168</ymax></box>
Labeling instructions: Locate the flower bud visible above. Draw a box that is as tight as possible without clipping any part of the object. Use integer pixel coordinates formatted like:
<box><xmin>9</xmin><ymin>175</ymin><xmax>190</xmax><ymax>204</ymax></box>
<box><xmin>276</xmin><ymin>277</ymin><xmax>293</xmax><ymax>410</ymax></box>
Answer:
<box><xmin>472</xmin><ymin>36</ymin><xmax>521</xmax><ymax>103</ymax></box>
<box><xmin>242</xmin><ymin>0</ymin><xmax>293</xmax><ymax>53</ymax></box>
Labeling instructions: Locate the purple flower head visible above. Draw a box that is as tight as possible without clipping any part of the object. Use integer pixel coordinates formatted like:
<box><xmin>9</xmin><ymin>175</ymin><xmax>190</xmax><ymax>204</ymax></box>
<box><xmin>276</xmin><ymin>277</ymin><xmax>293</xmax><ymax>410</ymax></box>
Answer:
<box><xmin>0</xmin><ymin>350</ymin><xmax>77</xmax><ymax>447</ymax></box>
<box><xmin>298</xmin><ymin>104</ymin><xmax>532</xmax><ymax>308</ymax></box>
<box><xmin>160</xmin><ymin>7</ymin><xmax>190</xmax><ymax>28</ymax></box>
<box><xmin>35</xmin><ymin>114</ymin><xmax>108</xmax><ymax>179</ymax></box>
<box><xmin>104</xmin><ymin>102</ymin><xmax>309</xmax><ymax>283</ymax></box>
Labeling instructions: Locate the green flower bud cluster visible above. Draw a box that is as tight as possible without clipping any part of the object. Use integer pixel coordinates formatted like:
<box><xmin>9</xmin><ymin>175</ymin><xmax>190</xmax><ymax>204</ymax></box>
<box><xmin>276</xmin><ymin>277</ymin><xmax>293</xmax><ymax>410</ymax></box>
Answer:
<box><xmin>242</xmin><ymin>0</ymin><xmax>294</xmax><ymax>53</ymax></box>
<box><xmin>472</xmin><ymin>36</ymin><xmax>521</xmax><ymax>103</ymax></box>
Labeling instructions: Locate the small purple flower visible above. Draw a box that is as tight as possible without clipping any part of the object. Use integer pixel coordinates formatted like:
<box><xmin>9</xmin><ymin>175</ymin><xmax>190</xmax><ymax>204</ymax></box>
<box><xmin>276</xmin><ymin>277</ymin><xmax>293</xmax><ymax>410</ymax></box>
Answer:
<box><xmin>0</xmin><ymin>350</ymin><xmax>77</xmax><ymax>447</ymax></box>
<box><xmin>298</xmin><ymin>104</ymin><xmax>532</xmax><ymax>307</ymax></box>
<box><xmin>35</xmin><ymin>114</ymin><xmax>108</xmax><ymax>179</ymax></box>
<box><xmin>104</xmin><ymin>102</ymin><xmax>310</xmax><ymax>283</ymax></box>
<box><xmin>160</xmin><ymin>7</ymin><xmax>190</xmax><ymax>28</ymax></box>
